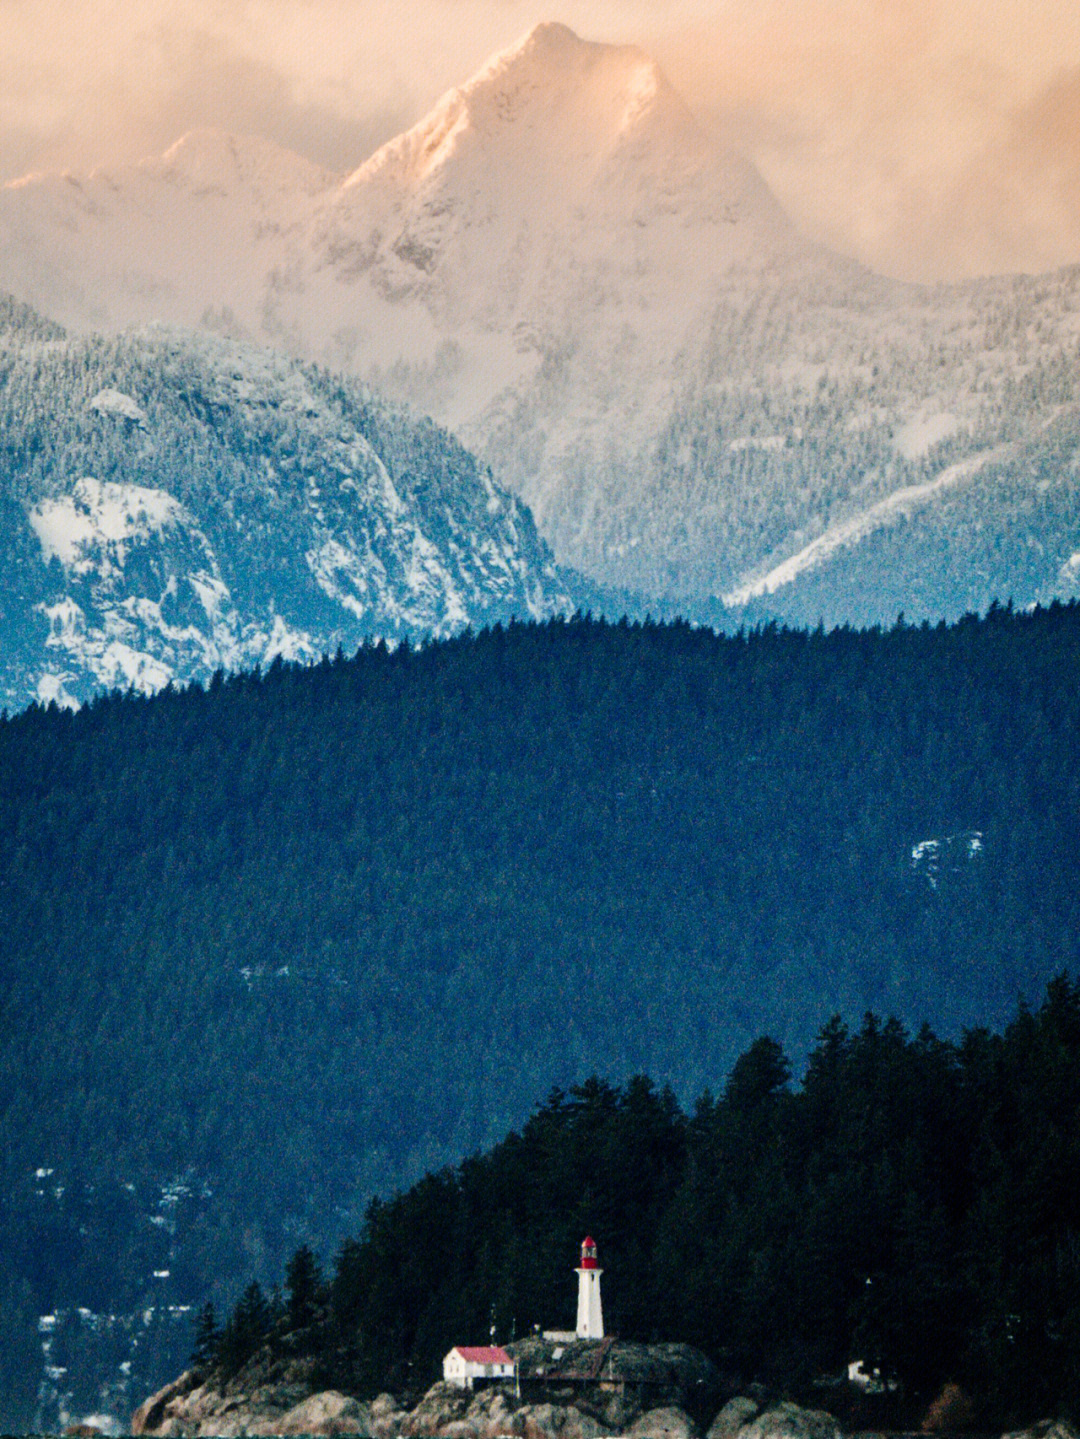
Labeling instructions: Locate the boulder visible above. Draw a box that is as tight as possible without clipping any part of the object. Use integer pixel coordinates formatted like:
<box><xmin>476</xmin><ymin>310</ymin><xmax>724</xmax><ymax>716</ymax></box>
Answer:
<box><xmin>1003</xmin><ymin>1424</ymin><xmax>1079</xmax><ymax>1439</ymax></box>
<box><xmin>466</xmin><ymin>1389</ymin><xmax>522</xmax><ymax>1439</ymax></box>
<box><xmin>403</xmin><ymin>1382</ymin><xmax>475</xmax><ymax>1438</ymax></box>
<box><xmin>707</xmin><ymin>1399</ymin><xmax>760</xmax><ymax>1439</ymax></box>
<box><xmin>438</xmin><ymin>1423</ymin><xmax>481</xmax><ymax>1439</ymax></box>
<box><xmin>132</xmin><ymin>1371</ymin><xmax>202</xmax><ymax>1435</ymax></box>
<box><xmin>556</xmin><ymin>1408</ymin><xmax>605</xmax><ymax>1439</ymax></box>
<box><xmin>277</xmin><ymin>1391</ymin><xmax>373</xmax><ymax>1435</ymax></box>
<box><xmin>518</xmin><ymin>1403</ymin><xmax>562</xmax><ymax>1439</ymax></box>
<box><xmin>515</xmin><ymin>1403</ymin><xmax>604</xmax><ymax>1439</ymax></box>
<box><xmin>740</xmin><ymin>1404</ymin><xmax>841</xmax><ymax>1439</ymax></box>
<box><xmin>627</xmin><ymin>1407</ymin><xmax>698</xmax><ymax>1439</ymax></box>
<box><xmin>371</xmin><ymin>1393</ymin><xmax>412</xmax><ymax>1439</ymax></box>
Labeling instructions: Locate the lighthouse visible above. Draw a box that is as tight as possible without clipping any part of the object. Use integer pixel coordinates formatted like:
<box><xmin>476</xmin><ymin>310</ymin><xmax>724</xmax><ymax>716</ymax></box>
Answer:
<box><xmin>575</xmin><ymin>1235</ymin><xmax>604</xmax><ymax>1339</ymax></box>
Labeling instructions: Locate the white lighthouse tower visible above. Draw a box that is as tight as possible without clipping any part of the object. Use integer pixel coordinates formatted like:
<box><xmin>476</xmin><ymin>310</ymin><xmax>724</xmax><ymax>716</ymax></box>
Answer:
<box><xmin>575</xmin><ymin>1235</ymin><xmax>604</xmax><ymax>1339</ymax></box>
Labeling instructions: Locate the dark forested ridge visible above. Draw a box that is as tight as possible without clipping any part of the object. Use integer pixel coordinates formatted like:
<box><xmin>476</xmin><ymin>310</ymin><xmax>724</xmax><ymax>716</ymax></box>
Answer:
<box><xmin>211</xmin><ymin>980</ymin><xmax>1080</xmax><ymax>1427</ymax></box>
<box><xmin>3</xmin><ymin>606</ymin><xmax>1080</xmax><ymax>1427</ymax></box>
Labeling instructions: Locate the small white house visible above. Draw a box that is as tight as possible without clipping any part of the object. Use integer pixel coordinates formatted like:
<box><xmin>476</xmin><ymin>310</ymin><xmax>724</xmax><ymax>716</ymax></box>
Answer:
<box><xmin>443</xmin><ymin>1345</ymin><xmax>516</xmax><ymax>1390</ymax></box>
<box><xmin>847</xmin><ymin>1359</ymin><xmax>897</xmax><ymax>1393</ymax></box>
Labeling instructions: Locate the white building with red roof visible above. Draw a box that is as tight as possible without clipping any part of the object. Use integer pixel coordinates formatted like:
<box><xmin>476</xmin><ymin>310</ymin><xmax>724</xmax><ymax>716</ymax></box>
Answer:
<box><xmin>442</xmin><ymin>1344</ymin><xmax>517</xmax><ymax>1390</ymax></box>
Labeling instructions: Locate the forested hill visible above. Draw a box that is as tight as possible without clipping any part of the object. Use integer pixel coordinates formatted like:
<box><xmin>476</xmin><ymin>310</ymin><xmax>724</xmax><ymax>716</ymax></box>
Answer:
<box><xmin>3</xmin><ymin>606</ymin><xmax>1080</xmax><ymax>1427</ymax></box>
<box><xmin>209</xmin><ymin>981</ymin><xmax>1080</xmax><ymax>1426</ymax></box>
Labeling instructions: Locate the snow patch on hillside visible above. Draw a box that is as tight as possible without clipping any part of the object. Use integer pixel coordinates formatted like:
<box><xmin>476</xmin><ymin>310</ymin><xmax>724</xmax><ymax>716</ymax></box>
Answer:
<box><xmin>28</xmin><ymin>479</ymin><xmax>184</xmax><ymax>574</ymax></box>
<box><xmin>35</xmin><ymin>672</ymin><xmax>80</xmax><ymax>710</ymax></box>
<box><xmin>88</xmin><ymin>389</ymin><xmax>148</xmax><ymax>427</ymax></box>
<box><xmin>894</xmin><ymin>411</ymin><xmax>960</xmax><ymax>459</ymax></box>
<box><xmin>1057</xmin><ymin>551</ymin><xmax>1080</xmax><ymax>591</ymax></box>
<box><xmin>723</xmin><ymin>446</ymin><xmax>1011</xmax><ymax>606</ymax></box>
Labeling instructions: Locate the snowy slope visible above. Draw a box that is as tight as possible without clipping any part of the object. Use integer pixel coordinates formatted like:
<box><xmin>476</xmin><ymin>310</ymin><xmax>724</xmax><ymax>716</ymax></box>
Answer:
<box><xmin>0</xmin><ymin>130</ymin><xmax>332</xmax><ymax>336</ymax></box>
<box><xmin>4</xmin><ymin>24</ymin><xmax>1080</xmax><ymax>622</ymax></box>
<box><xmin>0</xmin><ymin>307</ymin><xmax>573</xmax><ymax>711</ymax></box>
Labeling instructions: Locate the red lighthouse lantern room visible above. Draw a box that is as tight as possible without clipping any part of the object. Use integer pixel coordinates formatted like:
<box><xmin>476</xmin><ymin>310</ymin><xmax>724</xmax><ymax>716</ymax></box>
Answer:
<box><xmin>580</xmin><ymin>1235</ymin><xmax>598</xmax><ymax>1270</ymax></box>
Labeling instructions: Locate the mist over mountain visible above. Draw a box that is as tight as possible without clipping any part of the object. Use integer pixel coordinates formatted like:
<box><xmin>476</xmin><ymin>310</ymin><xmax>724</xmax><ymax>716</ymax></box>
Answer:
<box><xmin>5</xmin><ymin>23</ymin><xmax>1080</xmax><ymax>624</ymax></box>
<box><xmin>0</xmin><ymin>294</ymin><xmax>572</xmax><ymax>710</ymax></box>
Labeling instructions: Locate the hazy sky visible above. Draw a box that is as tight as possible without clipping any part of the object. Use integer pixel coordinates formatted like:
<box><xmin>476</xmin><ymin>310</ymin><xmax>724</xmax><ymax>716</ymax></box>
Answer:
<box><xmin>3</xmin><ymin>0</ymin><xmax>1079</xmax><ymax>280</ymax></box>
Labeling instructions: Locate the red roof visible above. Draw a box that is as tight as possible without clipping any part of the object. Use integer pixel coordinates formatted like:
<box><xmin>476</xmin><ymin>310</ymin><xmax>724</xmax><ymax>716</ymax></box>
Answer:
<box><xmin>453</xmin><ymin>1346</ymin><xmax>514</xmax><ymax>1365</ymax></box>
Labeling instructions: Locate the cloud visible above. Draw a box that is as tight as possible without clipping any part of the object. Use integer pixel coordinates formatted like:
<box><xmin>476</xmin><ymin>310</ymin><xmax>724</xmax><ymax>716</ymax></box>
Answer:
<box><xmin>911</xmin><ymin>65</ymin><xmax>1080</xmax><ymax>279</ymax></box>
<box><xmin>3</xmin><ymin>0</ymin><xmax>1080</xmax><ymax>279</ymax></box>
<box><xmin>648</xmin><ymin>0</ymin><xmax>1080</xmax><ymax>279</ymax></box>
<box><xmin>0</xmin><ymin>9</ymin><xmax>411</xmax><ymax>180</ymax></box>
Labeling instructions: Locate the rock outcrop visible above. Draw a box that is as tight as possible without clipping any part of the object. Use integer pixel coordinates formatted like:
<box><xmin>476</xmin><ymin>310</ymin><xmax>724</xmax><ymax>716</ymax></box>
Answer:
<box><xmin>400</xmin><ymin>1383</ymin><xmax>474</xmax><ymax>1437</ymax></box>
<box><xmin>740</xmin><ymin>1404</ymin><xmax>842</xmax><ymax>1439</ymax></box>
<box><xmin>130</xmin><ymin>1356</ymin><xmax>334</xmax><ymax>1437</ymax></box>
<box><xmin>464</xmin><ymin>1388</ymin><xmax>519</xmax><ymax>1439</ymax></box>
<box><xmin>705</xmin><ymin>1398</ymin><xmax>760</xmax><ymax>1439</ymax></box>
<box><xmin>626</xmin><ymin>1406</ymin><xmax>698</xmax><ymax>1439</ymax></box>
<box><xmin>510</xmin><ymin>1337</ymin><xmax>720</xmax><ymax>1430</ymax></box>
<box><xmin>276</xmin><ymin>1392</ymin><xmax>373</xmax><ymax>1435</ymax></box>
<box><xmin>515</xmin><ymin>1402</ymin><xmax>605</xmax><ymax>1439</ymax></box>
<box><xmin>132</xmin><ymin>1371</ymin><xmax>203</xmax><ymax>1436</ymax></box>
<box><xmin>1003</xmin><ymin>1424</ymin><xmax>1080</xmax><ymax>1439</ymax></box>
<box><xmin>131</xmin><ymin>1348</ymin><xmax>844</xmax><ymax>1439</ymax></box>
<box><xmin>370</xmin><ymin>1394</ymin><xmax>412</xmax><ymax>1439</ymax></box>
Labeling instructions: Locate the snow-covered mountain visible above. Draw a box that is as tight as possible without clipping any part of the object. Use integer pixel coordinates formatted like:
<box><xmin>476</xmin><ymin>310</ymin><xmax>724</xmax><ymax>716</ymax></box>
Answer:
<box><xmin>0</xmin><ymin>295</ymin><xmax>572</xmax><ymax>711</ymax></box>
<box><xmin>5</xmin><ymin>23</ymin><xmax>1080</xmax><ymax>622</ymax></box>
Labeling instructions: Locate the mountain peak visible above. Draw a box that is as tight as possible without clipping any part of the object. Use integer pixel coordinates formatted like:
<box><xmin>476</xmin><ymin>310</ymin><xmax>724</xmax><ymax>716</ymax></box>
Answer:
<box><xmin>469</xmin><ymin>20</ymin><xmax>673</xmax><ymax>117</ymax></box>
<box><xmin>512</xmin><ymin>20</ymin><xmax>587</xmax><ymax>54</ymax></box>
<box><xmin>344</xmin><ymin>21</ymin><xmax>698</xmax><ymax>197</ymax></box>
<box><xmin>154</xmin><ymin>128</ymin><xmax>334</xmax><ymax>199</ymax></box>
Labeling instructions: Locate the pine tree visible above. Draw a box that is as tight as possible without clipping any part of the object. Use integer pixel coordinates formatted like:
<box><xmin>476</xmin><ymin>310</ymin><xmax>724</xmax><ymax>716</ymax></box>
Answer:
<box><xmin>190</xmin><ymin>1301</ymin><xmax>219</xmax><ymax>1372</ymax></box>
<box><xmin>285</xmin><ymin>1246</ymin><xmax>325</xmax><ymax>1332</ymax></box>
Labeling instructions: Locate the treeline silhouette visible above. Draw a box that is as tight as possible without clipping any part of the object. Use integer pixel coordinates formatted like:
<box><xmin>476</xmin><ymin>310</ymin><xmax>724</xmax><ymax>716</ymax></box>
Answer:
<box><xmin>3</xmin><ymin>605</ymin><xmax>1080</xmax><ymax>1426</ymax></box>
<box><xmin>205</xmin><ymin>979</ymin><xmax>1080</xmax><ymax>1426</ymax></box>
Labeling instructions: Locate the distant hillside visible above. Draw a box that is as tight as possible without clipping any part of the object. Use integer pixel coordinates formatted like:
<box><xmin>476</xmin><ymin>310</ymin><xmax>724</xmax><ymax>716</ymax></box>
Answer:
<box><xmin>3</xmin><ymin>607</ymin><xmax>1080</xmax><ymax>1428</ymax></box>
<box><xmin>0</xmin><ymin>298</ymin><xmax>573</xmax><ymax>710</ymax></box>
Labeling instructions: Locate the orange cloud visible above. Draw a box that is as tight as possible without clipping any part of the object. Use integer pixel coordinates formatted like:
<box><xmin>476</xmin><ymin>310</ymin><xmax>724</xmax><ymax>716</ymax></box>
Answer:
<box><xmin>3</xmin><ymin>0</ymin><xmax>1080</xmax><ymax>279</ymax></box>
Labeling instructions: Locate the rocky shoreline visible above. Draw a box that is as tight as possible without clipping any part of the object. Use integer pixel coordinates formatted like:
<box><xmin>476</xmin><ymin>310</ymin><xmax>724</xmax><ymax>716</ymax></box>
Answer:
<box><xmin>132</xmin><ymin>1371</ymin><xmax>842</xmax><ymax>1439</ymax></box>
<box><xmin>128</xmin><ymin>1343</ymin><xmax>1079</xmax><ymax>1439</ymax></box>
